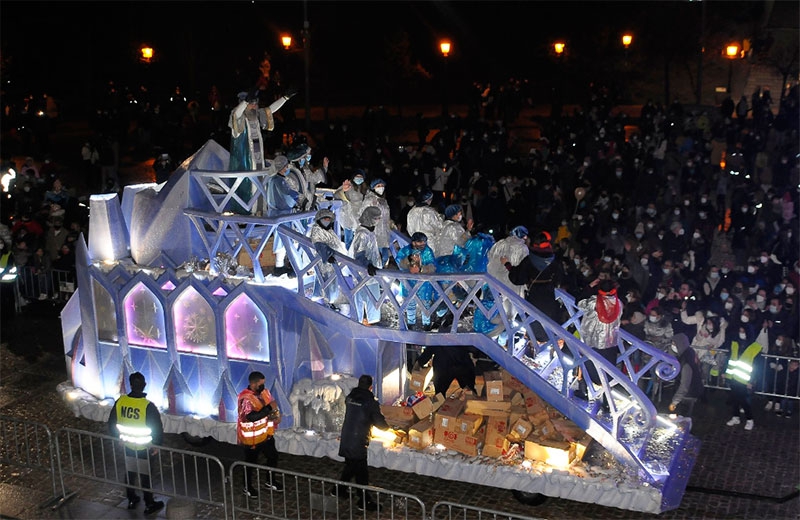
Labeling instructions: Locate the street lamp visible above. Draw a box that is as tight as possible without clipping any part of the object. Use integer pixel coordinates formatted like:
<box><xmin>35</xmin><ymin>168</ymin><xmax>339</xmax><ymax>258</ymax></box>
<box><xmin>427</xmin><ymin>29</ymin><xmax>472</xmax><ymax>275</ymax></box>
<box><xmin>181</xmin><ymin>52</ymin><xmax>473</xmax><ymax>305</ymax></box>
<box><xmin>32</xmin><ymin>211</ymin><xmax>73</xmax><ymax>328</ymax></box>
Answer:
<box><xmin>621</xmin><ymin>33</ymin><xmax>633</xmax><ymax>49</ymax></box>
<box><xmin>281</xmin><ymin>35</ymin><xmax>292</xmax><ymax>50</ymax></box>
<box><xmin>439</xmin><ymin>39</ymin><xmax>451</xmax><ymax>117</ymax></box>
<box><xmin>139</xmin><ymin>45</ymin><xmax>154</xmax><ymax>63</ymax></box>
<box><xmin>553</xmin><ymin>41</ymin><xmax>566</xmax><ymax>56</ymax></box>
<box><xmin>724</xmin><ymin>42</ymin><xmax>741</xmax><ymax>94</ymax></box>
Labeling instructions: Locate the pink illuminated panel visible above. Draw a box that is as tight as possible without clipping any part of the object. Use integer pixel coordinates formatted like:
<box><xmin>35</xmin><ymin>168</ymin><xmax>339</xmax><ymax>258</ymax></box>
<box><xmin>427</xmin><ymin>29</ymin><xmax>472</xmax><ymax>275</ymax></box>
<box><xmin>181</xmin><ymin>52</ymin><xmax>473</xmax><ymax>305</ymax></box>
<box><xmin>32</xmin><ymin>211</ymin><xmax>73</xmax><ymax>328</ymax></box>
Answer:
<box><xmin>212</xmin><ymin>287</ymin><xmax>228</xmax><ymax>297</ymax></box>
<box><xmin>174</xmin><ymin>286</ymin><xmax>217</xmax><ymax>356</ymax></box>
<box><xmin>161</xmin><ymin>280</ymin><xmax>177</xmax><ymax>291</ymax></box>
<box><xmin>124</xmin><ymin>282</ymin><xmax>167</xmax><ymax>348</ymax></box>
<box><xmin>225</xmin><ymin>294</ymin><xmax>269</xmax><ymax>362</ymax></box>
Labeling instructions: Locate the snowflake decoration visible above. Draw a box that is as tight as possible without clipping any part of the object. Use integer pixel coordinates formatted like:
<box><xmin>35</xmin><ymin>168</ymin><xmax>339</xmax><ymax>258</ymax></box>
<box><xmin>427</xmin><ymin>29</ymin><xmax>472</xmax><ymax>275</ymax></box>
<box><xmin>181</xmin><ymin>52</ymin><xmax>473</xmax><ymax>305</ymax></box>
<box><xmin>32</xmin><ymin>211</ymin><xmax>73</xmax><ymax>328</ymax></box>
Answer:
<box><xmin>183</xmin><ymin>312</ymin><xmax>210</xmax><ymax>344</ymax></box>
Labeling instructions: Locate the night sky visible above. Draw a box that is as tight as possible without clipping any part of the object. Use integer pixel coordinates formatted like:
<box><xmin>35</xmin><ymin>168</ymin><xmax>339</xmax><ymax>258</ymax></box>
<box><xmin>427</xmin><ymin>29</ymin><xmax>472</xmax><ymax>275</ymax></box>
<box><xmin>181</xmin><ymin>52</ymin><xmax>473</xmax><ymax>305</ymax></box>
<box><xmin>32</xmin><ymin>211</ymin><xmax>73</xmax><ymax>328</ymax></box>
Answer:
<box><xmin>0</xmin><ymin>1</ymin><xmax>785</xmax><ymax>112</ymax></box>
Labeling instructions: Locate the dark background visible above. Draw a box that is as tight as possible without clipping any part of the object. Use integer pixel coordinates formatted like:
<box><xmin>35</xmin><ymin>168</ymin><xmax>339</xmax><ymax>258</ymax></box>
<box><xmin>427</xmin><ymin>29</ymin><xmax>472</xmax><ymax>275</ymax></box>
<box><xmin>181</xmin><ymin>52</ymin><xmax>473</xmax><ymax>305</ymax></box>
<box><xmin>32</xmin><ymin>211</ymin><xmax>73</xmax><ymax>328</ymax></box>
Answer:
<box><xmin>2</xmin><ymin>1</ymin><xmax>788</xmax><ymax>118</ymax></box>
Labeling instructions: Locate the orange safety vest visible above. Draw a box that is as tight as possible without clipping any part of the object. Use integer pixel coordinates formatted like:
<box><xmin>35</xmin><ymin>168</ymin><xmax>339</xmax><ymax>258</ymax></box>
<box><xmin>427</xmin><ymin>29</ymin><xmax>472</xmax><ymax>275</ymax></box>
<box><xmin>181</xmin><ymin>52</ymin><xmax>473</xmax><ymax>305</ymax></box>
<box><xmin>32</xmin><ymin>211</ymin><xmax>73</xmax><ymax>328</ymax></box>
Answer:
<box><xmin>237</xmin><ymin>388</ymin><xmax>275</xmax><ymax>446</ymax></box>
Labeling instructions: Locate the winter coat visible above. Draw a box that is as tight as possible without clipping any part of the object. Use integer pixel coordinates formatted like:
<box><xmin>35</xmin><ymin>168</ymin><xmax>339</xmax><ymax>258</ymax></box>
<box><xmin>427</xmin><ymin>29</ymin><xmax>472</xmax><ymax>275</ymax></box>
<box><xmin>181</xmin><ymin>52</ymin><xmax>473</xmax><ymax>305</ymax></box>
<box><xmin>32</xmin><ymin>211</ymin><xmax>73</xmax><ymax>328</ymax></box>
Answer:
<box><xmin>338</xmin><ymin>387</ymin><xmax>389</xmax><ymax>460</ymax></box>
<box><xmin>670</xmin><ymin>333</ymin><xmax>705</xmax><ymax>407</ymax></box>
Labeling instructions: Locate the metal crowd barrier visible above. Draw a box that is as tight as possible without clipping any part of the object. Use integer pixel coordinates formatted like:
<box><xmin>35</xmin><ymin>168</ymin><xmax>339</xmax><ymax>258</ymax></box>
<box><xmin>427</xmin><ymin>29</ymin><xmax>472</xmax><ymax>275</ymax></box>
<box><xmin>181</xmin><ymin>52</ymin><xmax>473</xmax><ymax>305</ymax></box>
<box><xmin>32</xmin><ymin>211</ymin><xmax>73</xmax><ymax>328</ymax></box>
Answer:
<box><xmin>0</xmin><ymin>415</ymin><xmax>75</xmax><ymax>509</ymax></box>
<box><xmin>229</xmin><ymin>461</ymin><xmax>426</xmax><ymax>519</ymax></box>
<box><xmin>16</xmin><ymin>266</ymin><xmax>76</xmax><ymax>303</ymax></box>
<box><xmin>56</xmin><ymin>428</ymin><xmax>228</xmax><ymax>518</ymax></box>
<box><xmin>431</xmin><ymin>501</ymin><xmax>543</xmax><ymax>520</ymax></box>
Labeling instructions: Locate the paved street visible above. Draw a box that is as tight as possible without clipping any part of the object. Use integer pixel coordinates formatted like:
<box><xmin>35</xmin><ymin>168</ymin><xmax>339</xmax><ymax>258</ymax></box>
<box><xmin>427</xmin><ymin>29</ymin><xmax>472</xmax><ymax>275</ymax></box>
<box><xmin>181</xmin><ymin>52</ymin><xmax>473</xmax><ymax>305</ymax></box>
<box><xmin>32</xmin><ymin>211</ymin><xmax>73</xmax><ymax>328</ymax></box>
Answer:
<box><xmin>0</xmin><ymin>300</ymin><xmax>798</xmax><ymax>520</ymax></box>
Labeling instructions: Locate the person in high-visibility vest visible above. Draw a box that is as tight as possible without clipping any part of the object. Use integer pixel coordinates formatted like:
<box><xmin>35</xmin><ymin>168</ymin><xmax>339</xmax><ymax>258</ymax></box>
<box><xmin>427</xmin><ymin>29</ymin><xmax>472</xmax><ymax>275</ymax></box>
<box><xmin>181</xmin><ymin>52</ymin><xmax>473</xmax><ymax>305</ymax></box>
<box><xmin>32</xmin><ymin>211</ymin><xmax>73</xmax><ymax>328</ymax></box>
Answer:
<box><xmin>238</xmin><ymin>371</ymin><xmax>282</xmax><ymax>498</ymax></box>
<box><xmin>108</xmin><ymin>372</ymin><xmax>164</xmax><ymax>515</ymax></box>
<box><xmin>725</xmin><ymin>327</ymin><xmax>762</xmax><ymax>431</ymax></box>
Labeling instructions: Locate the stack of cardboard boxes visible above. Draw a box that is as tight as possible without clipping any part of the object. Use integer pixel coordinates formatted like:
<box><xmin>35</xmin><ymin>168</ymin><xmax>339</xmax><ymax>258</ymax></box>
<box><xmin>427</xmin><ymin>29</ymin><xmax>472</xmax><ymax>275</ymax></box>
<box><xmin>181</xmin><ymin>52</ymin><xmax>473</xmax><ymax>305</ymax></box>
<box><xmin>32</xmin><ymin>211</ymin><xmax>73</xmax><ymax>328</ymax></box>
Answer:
<box><xmin>382</xmin><ymin>366</ymin><xmax>592</xmax><ymax>467</ymax></box>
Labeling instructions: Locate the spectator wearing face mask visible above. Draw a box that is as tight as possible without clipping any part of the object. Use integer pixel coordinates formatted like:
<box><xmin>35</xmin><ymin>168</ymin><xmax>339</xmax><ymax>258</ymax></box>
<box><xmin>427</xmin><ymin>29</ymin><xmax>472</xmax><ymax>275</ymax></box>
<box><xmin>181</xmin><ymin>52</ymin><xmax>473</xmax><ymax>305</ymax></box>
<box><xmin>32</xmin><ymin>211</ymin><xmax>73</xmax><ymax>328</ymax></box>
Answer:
<box><xmin>333</xmin><ymin>171</ymin><xmax>366</xmax><ymax>249</ymax></box>
<box><xmin>668</xmin><ymin>333</ymin><xmax>705</xmax><ymax>424</ymax></box>
<box><xmin>681</xmin><ymin>309</ymin><xmax>728</xmax><ymax>385</ymax></box>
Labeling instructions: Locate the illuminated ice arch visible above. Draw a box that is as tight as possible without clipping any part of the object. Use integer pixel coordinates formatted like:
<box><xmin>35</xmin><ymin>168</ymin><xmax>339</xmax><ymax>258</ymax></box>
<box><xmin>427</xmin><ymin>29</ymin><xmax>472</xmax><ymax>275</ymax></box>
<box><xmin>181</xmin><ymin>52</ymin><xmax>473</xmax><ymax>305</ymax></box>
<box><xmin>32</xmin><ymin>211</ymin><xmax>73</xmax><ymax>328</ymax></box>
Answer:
<box><xmin>123</xmin><ymin>281</ymin><xmax>167</xmax><ymax>348</ymax></box>
<box><xmin>225</xmin><ymin>293</ymin><xmax>269</xmax><ymax>362</ymax></box>
<box><xmin>173</xmin><ymin>285</ymin><xmax>217</xmax><ymax>356</ymax></box>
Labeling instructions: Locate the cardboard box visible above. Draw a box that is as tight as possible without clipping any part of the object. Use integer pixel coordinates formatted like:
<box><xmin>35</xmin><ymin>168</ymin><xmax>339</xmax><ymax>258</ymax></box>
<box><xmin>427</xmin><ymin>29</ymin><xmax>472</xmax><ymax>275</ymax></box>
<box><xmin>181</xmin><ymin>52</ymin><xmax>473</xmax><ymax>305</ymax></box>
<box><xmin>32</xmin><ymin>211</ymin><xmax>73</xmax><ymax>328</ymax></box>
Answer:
<box><xmin>380</xmin><ymin>405</ymin><xmax>416</xmax><ymax>430</ymax></box>
<box><xmin>523</xmin><ymin>390</ymin><xmax>546</xmax><ymax>416</ymax></box>
<box><xmin>453</xmin><ymin>425</ymin><xmax>486</xmax><ymax>457</ymax></box>
<box><xmin>237</xmin><ymin>237</ymin><xmax>276</xmax><ymax>268</ymax></box>
<box><xmin>434</xmin><ymin>398</ymin><xmax>466</xmax><ymax>432</ymax></box>
<box><xmin>501</xmin><ymin>370</ymin><xmax>529</xmax><ymax>394</ymax></box>
<box><xmin>509</xmin><ymin>405</ymin><xmax>527</xmax><ymax>425</ymax></box>
<box><xmin>483</xmin><ymin>370</ymin><xmax>504</xmax><ymax>401</ymax></box>
<box><xmin>412</xmin><ymin>393</ymin><xmax>446</xmax><ymax>420</ymax></box>
<box><xmin>507</xmin><ymin>417</ymin><xmax>533</xmax><ymax>442</ymax></box>
<box><xmin>464</xmin><ymin>398</ymin><xmax>511</xmax><ymax>416</ymax></box>
<box><xmin>524</xmin><ymin>435</ymin><xmax>592</xmax><ymax>467</ymax></box>
<box><xmin>444</xmin><ymin>378</ymin><xmax>462</xmax><ymax>397</ymax></box>
<box><xmin>409</xmin><ymin>366</ymin><xmax>433</xmax><ymax>393</ymax></box>
<box><xmin>456</xmin><ymin>413</ymin><xmax>484</xmax><ymax>435</ymax></box>
<box><xmin>482</xmin><ymin>414</ymin><xmax>509</xmax><ymax>457</ymax></box>
<box><xmin>510</xmin><ymin>391</ymin><xmax>525</xmax><ymax>407</ymax></box>
<box><xmin>482</xmin><ymin>433</ymin><xmax>510</xmax><ymax>458</ymax></box>
<box><xmin>551</xmin><ymin>418</ymin><xmax>586</xmax><ymax>442</ymax></box>
<box><xmin>529</xmin><ymin>409</ymin><xmax>551</xmax><ymax>427</ymax></box>
<box><xmin>407</xmin><ymin>418</ymin><xmax>435</xmax><ymax>450</ymax></box>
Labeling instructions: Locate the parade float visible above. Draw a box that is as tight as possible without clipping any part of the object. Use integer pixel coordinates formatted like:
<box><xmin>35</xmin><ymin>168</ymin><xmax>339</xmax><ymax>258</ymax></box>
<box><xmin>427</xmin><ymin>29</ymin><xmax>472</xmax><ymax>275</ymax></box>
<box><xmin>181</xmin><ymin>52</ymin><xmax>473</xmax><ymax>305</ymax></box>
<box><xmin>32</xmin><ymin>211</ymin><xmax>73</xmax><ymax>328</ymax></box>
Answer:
<box><xmin>58</xmin><ymin>139</ymin><xmax>699</xmax><ymax>513</ymax></box>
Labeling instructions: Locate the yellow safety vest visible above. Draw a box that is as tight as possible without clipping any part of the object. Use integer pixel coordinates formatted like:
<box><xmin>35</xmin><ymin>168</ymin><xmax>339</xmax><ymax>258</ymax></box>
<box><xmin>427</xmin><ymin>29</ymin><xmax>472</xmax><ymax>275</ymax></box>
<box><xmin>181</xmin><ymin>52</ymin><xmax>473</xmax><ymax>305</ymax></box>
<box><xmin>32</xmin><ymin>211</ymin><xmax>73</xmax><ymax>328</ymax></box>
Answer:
<box><xmin>725</xmin><ymin>341</ymin><xmax>762</xmax><ymax>385</ymax></box>
<box><xmin>115</xmin><ymin>396</ymin><xmax>153</xmax><ymax>450</ymax></box>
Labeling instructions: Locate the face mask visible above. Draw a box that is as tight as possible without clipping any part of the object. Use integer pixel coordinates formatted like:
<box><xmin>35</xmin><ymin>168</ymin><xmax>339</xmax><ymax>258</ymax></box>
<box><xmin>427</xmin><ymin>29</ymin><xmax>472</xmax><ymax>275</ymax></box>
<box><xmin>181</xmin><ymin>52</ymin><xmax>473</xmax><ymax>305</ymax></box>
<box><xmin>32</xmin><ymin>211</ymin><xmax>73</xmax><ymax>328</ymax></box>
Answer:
<box><xmin>683</xmin><ymin>260</ymin><xmax>690</xmax><ymax>267</ymax></box>
<box><xmin>722</xmin><ymin>267</ymin><xmax>730</xmax><ymax>275</ymax></box>
<box><xmin>760</xmin><ymin>256</ymin><xmax>768</xmax><ymax>263</ymax></box>
<box><xmin>646</xmin><ymin>209</ymin><xmax>657</xmax><ymax>217</ymax></box>
<box><xmin>700</xmin><ymin>197</ymin><xmax>707</xmax><ymax>204</ymax></box>
<box><xmin>769</xmin><ymin>305</ymin><xmax>778</xmax><ymax>313</ymax></box>
<box><xmin>787</xmin><ymin>287</ymin><xmax>795</xmax><ymax>295</ymax></box>
<box><xmin>776</xmin><ymin>339</ymin><xmax>784</xmax><ymax>347</ymax></box>
<box><xmin>635</xmin><ymin>232</ymin><xmax>643</xmax><ymax>239</ymax></box>
<box><xmin>710</xmin><ymin>271</ymin><xmax>719</xmax><ymax>279</ymax></box>
<box><xmin>724</xmin><ymin>302</ymin><xmax>734</xmax><ymax>311</ymax></box>
<box><xmin>678</xmin><ymin>228</ymin><xmax>685</xmax><ymax>235</ymax></box>
<box><xmin>23</xmin><ymin>187</ymin><xmax>30</xmax><ymax>192</ymax></box>
<box><xmin>658</xmin><ymin>233</ymin><xmax>664</xmax><ymax>240</ymax></box>
<box><xmin>741</xmin><ymin>315</ymin><xmax>749</xmax><ymax>323</ymax></box>
<box><xmin>298</xmin><ymin>158</ymin><xmax>306</xmax><ymax>167</ymax></box>
<box><xmin>641</xmin><ymin>258</ymin><xmax>648</xmax><ymax>266</ymax></box>
<box><xmin>662</xmin><ymin>268</ymin><xmax>671</xmax><ymax>275</ymax></box>
<box><xmin>699</xmin><ymin>212</ymin><xmax>707</xmax><ymax>219</ymax></box>
<box><xmin>603</xmin><ymin>256</ymin><xmax>612</xmax><ymax>263</ymax></box>
<box><xmin>581</xmin><ymin>270</ymin><xmax>590</xmax><ymax>277</ymax></box>
<box><xmin>615</xmin><ymin>171</ymin><xmax>622</xmax><ymax>178</ymax></box>
<box><xmin>573</xmin><ymin>258</ymin><xmax>581</xmax><ymax>266</ymax></box>
<box><xmin>747</xmin><ymin>266</ymin><xmax>756</xmax><ymax>274</ymax></box>
<box><xmin>739</xmin><ymin>332</ymin><xmax>747</xmax><ymax>340</ymax></box>
<box><xmin>256</xmin><ymin>384</ymin><xmax>265</xmax><ymax>393</ymax></box>
<box><xmin>649</xmin><ymin>316</ymin><xmax>659</xmax><ymax>323</ymax></box>
<box><xmin>693</xmin><ymin>232</ymin><xmax>701</xmax><ymax>239</ymax></box>
<box><xmin>656</xmin><ymin>292</ymin><xmax>665</xmax><ymax>299</ymax></box>
<box><xmin>670</xmin><ymin>344</ymin><xmax>679</xmax><ymax>354</ymax></box>
<box><xmin>453</xmin><ymin>214</ymin><xmax>462</xmax><ymax>222</ymax></box>
<box><xmin>354</xmin><ymin>177</ymin><xmax>364</xmax><ymax>185</ymax></box>
<box><xmin>674</xmin><ymin>209</ymin><xmax>681</xmax><ymax>216</ymax></box>
<box><xmin>611</xmin><ymin>213</ymin><xmax>619</xmax><ymax>219</ymax></box>
<box><xmin>374</xmin><ymin>187</ymin><xmax>385</xmax><ymax>195</ymax></box>
<box><xmin>320</xmin><ymin>220</ymin><xmax>334</xmax><ymax>230</ymax></box>
<box><xmin>741</xmin><ymin>207</ymin><xmax>748</xmax><ymax>213</ymax></box>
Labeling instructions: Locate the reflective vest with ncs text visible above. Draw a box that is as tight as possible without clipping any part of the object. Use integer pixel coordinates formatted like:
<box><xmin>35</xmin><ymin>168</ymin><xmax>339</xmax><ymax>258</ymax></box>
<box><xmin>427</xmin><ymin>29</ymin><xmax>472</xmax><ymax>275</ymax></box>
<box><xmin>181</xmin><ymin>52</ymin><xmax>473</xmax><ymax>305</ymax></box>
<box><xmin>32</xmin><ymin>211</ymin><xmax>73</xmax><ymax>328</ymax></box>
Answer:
<box><xmin>115</xmin><ymin>396</ymin><xmax>153</xmax><ymax>450</ymax></box>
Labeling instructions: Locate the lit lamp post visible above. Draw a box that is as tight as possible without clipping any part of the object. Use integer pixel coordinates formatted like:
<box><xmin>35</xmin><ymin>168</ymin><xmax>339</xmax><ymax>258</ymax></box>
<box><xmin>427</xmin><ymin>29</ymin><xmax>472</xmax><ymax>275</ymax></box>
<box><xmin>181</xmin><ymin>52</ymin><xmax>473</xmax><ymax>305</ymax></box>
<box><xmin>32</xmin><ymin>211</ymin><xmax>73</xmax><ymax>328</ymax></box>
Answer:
<box><xmin>281</xmin><ymin>35</ymin><xmax>292</xmax><ymax>50</ymax></box>
<box><xmin>440</xmin><ymin>39</ymin><xmax>451</xmax><ymax>117</ymax></box>
<box><xmin>139</xmin><ymin>45</ymin><xmax>154</xmax><ymax>64</ymax></box>
<box><xmin>725</xmin><ymin>42</ymin><xmax>741</xmax><ymax>94</ymax></box>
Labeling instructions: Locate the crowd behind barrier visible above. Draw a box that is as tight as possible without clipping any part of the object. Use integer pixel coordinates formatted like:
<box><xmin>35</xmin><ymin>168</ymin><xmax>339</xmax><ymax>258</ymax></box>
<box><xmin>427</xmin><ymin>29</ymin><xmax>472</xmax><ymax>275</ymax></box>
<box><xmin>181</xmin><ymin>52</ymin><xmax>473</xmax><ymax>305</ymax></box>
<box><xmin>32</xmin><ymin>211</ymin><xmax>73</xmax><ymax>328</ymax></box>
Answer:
<box><xmin>0</xmin><ymin>416</ymin><xmax>540</xmax><ymax>520</ymax></box>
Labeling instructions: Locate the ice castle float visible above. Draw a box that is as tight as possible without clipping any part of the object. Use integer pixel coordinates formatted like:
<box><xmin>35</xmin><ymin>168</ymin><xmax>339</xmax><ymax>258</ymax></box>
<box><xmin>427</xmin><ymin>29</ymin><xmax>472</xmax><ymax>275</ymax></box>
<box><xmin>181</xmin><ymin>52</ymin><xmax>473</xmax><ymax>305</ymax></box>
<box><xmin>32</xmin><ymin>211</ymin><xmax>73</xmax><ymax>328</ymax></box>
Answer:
<box><xmin>59</xmin><ymin>139</ymin><xmax>699</xmax><ymax>513</ymax></box>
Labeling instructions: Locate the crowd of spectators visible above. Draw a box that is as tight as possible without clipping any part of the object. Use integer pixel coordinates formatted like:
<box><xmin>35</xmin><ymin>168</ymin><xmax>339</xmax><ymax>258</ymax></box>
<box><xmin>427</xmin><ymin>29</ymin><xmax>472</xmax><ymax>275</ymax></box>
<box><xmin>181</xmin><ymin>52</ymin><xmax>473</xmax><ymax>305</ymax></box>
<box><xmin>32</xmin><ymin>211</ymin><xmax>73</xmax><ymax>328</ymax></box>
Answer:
<box><xmin>2</xmin><ymin>77</ymin><xmax>798</xmax><ymax>409</ymax></box>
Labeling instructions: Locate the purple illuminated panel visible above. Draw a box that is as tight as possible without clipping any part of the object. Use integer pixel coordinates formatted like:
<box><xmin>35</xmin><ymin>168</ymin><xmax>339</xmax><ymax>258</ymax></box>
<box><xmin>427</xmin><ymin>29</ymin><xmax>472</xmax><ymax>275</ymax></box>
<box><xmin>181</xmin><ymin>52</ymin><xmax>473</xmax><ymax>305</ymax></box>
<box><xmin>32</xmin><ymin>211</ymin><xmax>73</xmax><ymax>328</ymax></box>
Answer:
<box><xmin>161</xmin><ymin>280</ymin><xmax>177</xmax><ymax>291</ymax></box>
<box><xmin>225</xmin><ymin>294</ymin><xmax>269</xmax><ymax>362</ymax></box>
<box><xmin>174</xmin><ymin>286</ymin><xmax>217</xmax><ymax>356</ymax></box>
<box><xmin>212</xmin><ymin>287</ymin><xmax>228</xmax><ymax>297</ymax></box>
<box><xmin>124</xmin><ymin>282</ymin><xmax>167</xmax><ymax>348</ymax></box>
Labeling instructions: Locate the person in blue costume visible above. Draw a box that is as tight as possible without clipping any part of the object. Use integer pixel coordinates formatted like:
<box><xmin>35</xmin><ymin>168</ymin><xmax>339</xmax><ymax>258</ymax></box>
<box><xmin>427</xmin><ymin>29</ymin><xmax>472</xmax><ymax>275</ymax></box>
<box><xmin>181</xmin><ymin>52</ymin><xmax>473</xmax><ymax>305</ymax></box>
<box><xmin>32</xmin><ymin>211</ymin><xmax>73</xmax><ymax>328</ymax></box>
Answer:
<box><xmin>228</xmin><ymin>90</ymin><xmax>294</xmax><ymax>214</ymax></box>
<box><xmin>396</xmin><ymin>232</ymin><xmax>436</xmax><ymax>331</ymax></box>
